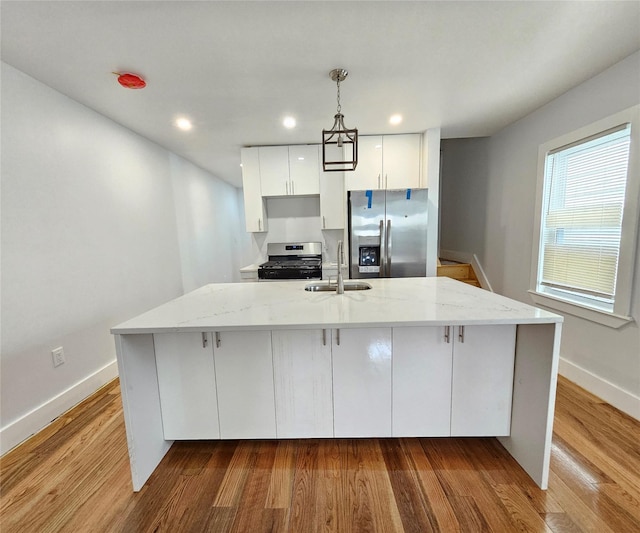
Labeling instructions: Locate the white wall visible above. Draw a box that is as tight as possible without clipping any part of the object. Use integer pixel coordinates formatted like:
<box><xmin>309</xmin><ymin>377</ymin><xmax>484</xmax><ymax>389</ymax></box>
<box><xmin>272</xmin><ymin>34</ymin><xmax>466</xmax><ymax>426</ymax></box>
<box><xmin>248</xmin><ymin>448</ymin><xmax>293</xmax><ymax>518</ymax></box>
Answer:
<box><xmin>170</xmin><ymin>155</ymin><xmax>244</xmax><ymax>291</ymax></box>
<box><xmin>241</xmin><ymin>196</ymin><xmax>344</xmax><ymax>266</ymax></box>
<box><xmin>0</xmin><ymin>62</ymin><xmax>245</xmax><ymax>452</ymax></box>
<box><xmin>424</xmin><ymin>128</ymin><xmax>441</xmax><ymax>277</ymax></box>
<box><xmin>441</xmin><ymin>51</ymin><xmax>640</xmax><ymax>415</ymax></box>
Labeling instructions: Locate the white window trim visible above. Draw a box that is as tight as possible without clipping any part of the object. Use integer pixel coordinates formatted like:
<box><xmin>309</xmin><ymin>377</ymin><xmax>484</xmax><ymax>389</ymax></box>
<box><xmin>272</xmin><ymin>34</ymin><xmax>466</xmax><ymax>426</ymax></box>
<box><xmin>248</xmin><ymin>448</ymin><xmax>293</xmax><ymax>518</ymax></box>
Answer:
<box><xmin>530</xmin><ymin>105</ymin><xmax>640</xmax><ymax>329</ymax></box>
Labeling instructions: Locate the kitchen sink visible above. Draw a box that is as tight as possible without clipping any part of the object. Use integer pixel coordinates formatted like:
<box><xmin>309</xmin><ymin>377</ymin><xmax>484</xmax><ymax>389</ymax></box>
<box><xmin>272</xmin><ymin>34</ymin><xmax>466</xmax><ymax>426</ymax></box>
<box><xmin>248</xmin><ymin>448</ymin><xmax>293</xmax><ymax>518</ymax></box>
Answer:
<box><xmin>304</xmin><ymin>281</ymin><xmax>372</xmax><ymax>292</ymax></box>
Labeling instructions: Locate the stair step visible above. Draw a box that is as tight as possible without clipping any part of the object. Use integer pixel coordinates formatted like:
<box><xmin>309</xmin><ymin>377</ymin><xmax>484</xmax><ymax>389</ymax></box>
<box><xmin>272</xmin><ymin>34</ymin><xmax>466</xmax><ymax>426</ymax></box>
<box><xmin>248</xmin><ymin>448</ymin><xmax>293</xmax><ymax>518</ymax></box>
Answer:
<box><xmin>437</xmin><ymin>263</ymin><xmax>474</xmax><ymax>280</ymax></box>
<box><xmin>437</xmin><ymin>262</ymin><xmax>481</xmax><ymax>288</ymax></box>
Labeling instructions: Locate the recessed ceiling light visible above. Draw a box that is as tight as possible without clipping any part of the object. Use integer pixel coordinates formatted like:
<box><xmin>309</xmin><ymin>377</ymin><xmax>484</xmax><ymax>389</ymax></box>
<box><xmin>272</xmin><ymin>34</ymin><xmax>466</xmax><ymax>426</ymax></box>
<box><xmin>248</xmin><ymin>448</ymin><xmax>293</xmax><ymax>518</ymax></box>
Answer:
<box><xmin>175</xmin><ymin>117</ymin><xmax>193</xmax><ymax>131</ymax></box>
<box><xmin>283</xmin><ymin>116</ymin><xmax>296</xmax><ymax>129</ymax></box>
<box><xmin>389</xmin><ymin>114</ymin><xmax>403</xmax><ymax>125</ymax></box>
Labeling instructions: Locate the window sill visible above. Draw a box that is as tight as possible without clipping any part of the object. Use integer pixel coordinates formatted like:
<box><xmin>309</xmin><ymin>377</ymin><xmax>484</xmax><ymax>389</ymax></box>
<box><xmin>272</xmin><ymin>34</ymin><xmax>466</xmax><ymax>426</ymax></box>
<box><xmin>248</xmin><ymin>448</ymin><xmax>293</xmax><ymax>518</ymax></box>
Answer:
<box><xmin>528</xmin><ymin>291</ymin><xmax>633</xmax><ymax>329</ymax></box>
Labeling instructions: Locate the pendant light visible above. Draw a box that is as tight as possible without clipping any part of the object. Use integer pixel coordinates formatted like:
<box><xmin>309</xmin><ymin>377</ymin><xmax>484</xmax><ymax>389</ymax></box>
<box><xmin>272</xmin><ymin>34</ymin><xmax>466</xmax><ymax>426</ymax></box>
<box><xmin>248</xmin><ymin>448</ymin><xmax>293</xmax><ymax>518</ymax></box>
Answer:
<box><xmin>322</xmin><ymin>68</ymin><xmax>358</xmax><ymax>172</ymax></box>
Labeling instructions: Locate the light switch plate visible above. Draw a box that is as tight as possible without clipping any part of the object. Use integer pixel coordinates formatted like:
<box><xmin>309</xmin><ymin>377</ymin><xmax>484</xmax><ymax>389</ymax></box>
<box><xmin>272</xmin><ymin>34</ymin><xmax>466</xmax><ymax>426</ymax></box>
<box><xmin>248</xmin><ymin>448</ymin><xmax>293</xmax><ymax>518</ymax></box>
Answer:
<box><xmin>52</xmin><ymin>346</ymin><xmax>65</xmax><ymax>367</ymax></box>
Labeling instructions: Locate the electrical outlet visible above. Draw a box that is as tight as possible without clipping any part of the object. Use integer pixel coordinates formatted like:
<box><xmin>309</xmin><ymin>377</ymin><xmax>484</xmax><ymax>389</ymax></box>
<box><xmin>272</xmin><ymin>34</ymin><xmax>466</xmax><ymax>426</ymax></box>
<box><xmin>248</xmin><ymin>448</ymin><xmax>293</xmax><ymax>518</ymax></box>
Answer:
<box><xmin>52</xmin><ymin>346</ymin><xmax>65</xmax><ymax>367</ymax></box>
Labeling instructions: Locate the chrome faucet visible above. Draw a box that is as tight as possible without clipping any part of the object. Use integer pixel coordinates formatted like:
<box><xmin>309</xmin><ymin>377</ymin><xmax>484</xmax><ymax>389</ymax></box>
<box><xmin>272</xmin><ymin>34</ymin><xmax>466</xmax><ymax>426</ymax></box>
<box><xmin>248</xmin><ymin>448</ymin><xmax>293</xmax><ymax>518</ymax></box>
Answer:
<box><xmin>337</xmin><ymin>240</ymin><xmax>345</xmax><ymax>294</ymax></box>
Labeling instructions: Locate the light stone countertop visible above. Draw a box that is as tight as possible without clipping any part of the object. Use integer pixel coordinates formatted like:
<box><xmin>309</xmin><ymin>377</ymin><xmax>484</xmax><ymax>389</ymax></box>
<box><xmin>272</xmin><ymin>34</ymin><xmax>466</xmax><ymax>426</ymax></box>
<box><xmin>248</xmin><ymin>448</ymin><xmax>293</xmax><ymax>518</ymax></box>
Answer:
<box><xmin>111</xmin><ymin>277</ymin><xmax>562</xmax><ymax>335</ymax></box>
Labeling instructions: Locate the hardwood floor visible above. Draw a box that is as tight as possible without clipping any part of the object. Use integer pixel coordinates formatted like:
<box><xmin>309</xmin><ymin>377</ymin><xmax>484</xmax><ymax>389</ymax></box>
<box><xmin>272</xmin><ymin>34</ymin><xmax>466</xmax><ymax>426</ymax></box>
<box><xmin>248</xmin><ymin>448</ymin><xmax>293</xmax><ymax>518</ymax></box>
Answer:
<box><xmin>1</xmin><ymin>376</ymin><xmax>639</xmax><ymax>532</ymax></box>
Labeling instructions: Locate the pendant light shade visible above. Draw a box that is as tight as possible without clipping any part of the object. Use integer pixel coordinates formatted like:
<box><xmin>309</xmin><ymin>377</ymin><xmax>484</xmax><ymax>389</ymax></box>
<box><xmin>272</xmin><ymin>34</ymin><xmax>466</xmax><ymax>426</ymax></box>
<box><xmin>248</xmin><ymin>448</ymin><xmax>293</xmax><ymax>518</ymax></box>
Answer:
<box><xmin>322</xmin><ymin>69</ymin><xmax>358</xmax><ymax>172</ymax></box>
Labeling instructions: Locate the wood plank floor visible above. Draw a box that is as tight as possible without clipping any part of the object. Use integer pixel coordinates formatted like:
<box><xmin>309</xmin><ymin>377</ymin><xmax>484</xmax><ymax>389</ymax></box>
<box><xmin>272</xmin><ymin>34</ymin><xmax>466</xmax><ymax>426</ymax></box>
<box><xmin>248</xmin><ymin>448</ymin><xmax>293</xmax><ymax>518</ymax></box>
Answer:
<box><xmin>1</xmin><ymin>376</ymin><xmax>639</xmax><ymax>532</ymax></box>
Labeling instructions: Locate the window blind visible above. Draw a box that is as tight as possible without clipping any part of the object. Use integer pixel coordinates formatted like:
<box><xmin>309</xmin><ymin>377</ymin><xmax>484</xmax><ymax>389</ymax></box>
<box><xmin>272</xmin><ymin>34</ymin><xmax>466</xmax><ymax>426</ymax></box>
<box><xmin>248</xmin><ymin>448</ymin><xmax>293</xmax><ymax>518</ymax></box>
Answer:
<box><xmin>539</xmin><ymin>124</ymin><xmax>631</xmax><ymax>306</ymax></box>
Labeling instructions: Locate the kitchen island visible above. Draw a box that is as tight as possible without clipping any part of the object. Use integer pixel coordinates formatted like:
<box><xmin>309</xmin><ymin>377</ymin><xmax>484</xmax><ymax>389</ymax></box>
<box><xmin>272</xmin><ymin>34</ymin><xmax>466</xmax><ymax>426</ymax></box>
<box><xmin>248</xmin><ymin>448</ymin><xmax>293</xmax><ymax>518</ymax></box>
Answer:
<box><xmin>111</xmin><ymin>277</ymin><xmax>562</xmax><ymax>491</ymax></box>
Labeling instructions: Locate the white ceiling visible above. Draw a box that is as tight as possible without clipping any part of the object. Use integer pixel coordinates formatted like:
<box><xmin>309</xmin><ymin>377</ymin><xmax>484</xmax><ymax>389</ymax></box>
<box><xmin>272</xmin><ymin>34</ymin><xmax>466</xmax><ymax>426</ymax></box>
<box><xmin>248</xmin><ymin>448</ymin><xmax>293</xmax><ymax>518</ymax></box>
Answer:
<box><xmin>2</xmin><ymin>1</ymin><xmax>639</xmax><ymax>188</ymax></box>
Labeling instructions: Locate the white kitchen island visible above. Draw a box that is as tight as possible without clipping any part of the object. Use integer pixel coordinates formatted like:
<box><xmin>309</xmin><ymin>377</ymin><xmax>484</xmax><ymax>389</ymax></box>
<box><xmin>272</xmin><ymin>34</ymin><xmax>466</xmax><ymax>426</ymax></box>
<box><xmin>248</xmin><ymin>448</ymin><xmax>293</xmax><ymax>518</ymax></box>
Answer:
<box><xmin>111</xmin><ymin>277</ymin><xmax>562</xmax><ymax>491</ymax></box>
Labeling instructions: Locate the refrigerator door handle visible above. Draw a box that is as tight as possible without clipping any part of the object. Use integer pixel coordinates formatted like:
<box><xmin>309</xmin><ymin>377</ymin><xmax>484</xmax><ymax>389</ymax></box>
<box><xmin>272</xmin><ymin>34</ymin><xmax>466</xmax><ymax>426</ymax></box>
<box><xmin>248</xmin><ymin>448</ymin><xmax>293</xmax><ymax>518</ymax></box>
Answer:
<box><xmin>379</xmin><ymin>219</ymin><xmax>386</xmax><ymax>277</ymax></box>
<box><xmin>386</xmin><ymin>219</ymin><xmax>391</xmax><ymax>277</ymax></box>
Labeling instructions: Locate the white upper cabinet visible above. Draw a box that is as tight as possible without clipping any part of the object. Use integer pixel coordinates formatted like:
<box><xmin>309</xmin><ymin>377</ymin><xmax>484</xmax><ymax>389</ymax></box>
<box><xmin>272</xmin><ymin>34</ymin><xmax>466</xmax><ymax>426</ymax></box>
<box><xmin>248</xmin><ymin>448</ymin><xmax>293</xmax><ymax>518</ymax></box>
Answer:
<box><xmin>258</xmin><ymin>146</ymin><xmax>290</xmax><ymax>196</ymax></box>
<box><xmin>258</xmin><ymin>145</ymin><xmax>320</xmax><ymax>197</ymax></box>
<box><xmin>240</xmin><ymin>147</ymin><xmax>268</xmax><ymax>232</ymax></box>
<box><xmin>346</xmin><ymin>134</ymin><xmax>421</xmax><ymax>191</ymax></box>
<box><xmin>347</xmin><ymin>136</ymin><xmax>383</xmax><ymax>190</ymax></box>
<box><xmin>288</xmin><ymin>145</ymin><xmax>321</xmax><ymax>195</ymax></box>
<box><xmin>383</xmin><ymin>134</ymin><xmax>422</xmax><ymax>189</ymax></box>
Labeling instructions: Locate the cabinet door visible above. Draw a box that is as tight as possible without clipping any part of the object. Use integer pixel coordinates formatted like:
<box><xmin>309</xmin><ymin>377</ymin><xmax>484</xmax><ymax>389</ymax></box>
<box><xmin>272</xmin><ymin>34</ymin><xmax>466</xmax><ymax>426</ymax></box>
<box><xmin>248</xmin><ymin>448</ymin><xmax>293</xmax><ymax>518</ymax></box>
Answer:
<box><xmin>345</xmin><ymin>136</ymin><xmax>383</xmax><ymax>191</ymax></box>
<box><xmin>259</xmin><ymin>146</ymin><xmax>290</xmax><ymax>196</ymax></box>
<box><xmin>241</xmin><ymin>148</ymin><xmax>268</xmax><ymax>232</ymax></box>
<box><xmin>320</xmin><ymin>171</ymin><xmax>345</xmax><ymax>229</ymax></box>
<box><xmin>154</xmin><ymin>332</ymin><xmax>220</xmax><ymax>439</ymax></box>
<box><xmin>289</xmin><ymin>145</ymin><xmax>320</xmax><ymax>195</ymax></box>
<box><xmin>214</xmin><ymin>330</ymin><xmax>276</xmax><ymax>439</ymax></box>
<box><xmin>383</xmin><ymin>134</ymin><xmax>421</xmax><ymax>189</ymax></box>
<box><xmin>451</xmin><ymin>325</ymin><xmax>517</xmax><ymax>436</ymax></box>
<box><xmin>332</xmin><ymin>327</ymin><xmax>392</xmax><ymax>437</ymax></box>
<box><xmin>272</xmin><ymin>329</ymin><xmax>333</xmax><ymax>438</ymax></box>
<box><xmin>392</xmin><ymin>327</ymin><xmax>452</xmax><ymax>437</ymax></box>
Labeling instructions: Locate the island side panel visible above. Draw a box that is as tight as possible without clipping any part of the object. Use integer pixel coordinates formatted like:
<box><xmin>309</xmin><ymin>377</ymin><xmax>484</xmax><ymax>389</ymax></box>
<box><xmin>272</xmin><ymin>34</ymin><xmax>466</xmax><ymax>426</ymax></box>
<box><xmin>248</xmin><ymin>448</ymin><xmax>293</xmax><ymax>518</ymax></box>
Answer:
<box><xmin>498</xmin><ymin>322</ymin><xmax>562</xmax><ymax>489</ymax></box>
<box><xmin>114</xmin><ymin>334</ymin><xmax>173</xmax><ymax>491</ymax></box>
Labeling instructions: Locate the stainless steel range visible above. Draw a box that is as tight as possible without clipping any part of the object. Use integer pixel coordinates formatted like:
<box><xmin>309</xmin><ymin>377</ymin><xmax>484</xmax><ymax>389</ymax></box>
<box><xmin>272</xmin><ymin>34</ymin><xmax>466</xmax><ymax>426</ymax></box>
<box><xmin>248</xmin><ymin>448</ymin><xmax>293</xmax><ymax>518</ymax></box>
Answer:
<box><xmin>258</xmin><ymin>242</ymin><xmax>323</xmax><ymax>281</ymax></box>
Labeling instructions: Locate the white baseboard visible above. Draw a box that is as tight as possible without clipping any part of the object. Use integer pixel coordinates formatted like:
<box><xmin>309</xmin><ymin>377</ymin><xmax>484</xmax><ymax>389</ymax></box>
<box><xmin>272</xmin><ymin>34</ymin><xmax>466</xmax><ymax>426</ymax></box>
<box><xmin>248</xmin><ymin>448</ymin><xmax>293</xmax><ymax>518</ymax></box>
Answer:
<box><xmin>0</xmin><ymin>360</ymin><xmax>119</xmax><ymax>455</ymax></box>
<box><xmin>559</xmin><ymin>357</ymin><xmax>640</xmax><ymax>421</ymax></box>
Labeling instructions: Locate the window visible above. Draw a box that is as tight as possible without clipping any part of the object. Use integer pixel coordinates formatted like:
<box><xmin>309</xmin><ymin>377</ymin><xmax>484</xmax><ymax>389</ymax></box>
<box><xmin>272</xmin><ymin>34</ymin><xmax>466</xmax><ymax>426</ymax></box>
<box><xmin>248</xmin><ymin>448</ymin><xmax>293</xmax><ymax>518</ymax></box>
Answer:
<box><xmin>530</xmin><ymin>106</ymin><xmax>640</xmax><ymax>328</ymax></box>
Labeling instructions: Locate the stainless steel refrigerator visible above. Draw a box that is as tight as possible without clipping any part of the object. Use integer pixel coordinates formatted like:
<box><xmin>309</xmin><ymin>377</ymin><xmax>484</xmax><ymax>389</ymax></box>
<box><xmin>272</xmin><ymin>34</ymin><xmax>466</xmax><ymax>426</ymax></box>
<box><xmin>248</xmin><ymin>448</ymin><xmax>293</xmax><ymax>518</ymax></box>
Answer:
<box><xmin>348</xmin><ymin>188</ymin><xmax>428</xmax><ymax>279</ymax></box>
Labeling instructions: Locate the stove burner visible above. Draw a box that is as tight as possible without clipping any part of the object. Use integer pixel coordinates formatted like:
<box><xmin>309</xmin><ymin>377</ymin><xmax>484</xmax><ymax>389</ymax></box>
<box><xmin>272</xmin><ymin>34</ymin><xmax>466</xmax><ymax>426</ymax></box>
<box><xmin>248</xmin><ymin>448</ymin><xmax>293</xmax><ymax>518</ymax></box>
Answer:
<box><xmin>259</xmin><ymin>242</ymin><xmax>323</xmax><ymax>280</ymax></box>
<box><xmin>262</xmin><ymin>259</ymin><xmax>321</xmax><ymax>269</ymax></box>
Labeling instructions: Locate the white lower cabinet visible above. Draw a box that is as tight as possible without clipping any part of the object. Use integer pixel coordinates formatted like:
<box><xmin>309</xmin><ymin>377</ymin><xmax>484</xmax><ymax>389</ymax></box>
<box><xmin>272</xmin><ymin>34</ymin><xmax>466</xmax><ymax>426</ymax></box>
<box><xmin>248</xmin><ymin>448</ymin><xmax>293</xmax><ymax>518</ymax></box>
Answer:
<box><xmin>392</xmin><ymin>327</ymin><xmax>452</xmax><ymax>437</ymax></box>
<box><xmin>154</xmin><ymin>332</ymin><xmax>220</xmax><ymax>440</ymax></box>
<box><xmin>213</xmin><ymin>330</ymin><xmax>276</xmax><ymax>439</ymax></box>
<box><xmin>450</xmin><ymin>325</ymin><xmax>517</xmax><ymax>436</ymax></box>
<box><xmin>154</xmin><ymin>324</ymin><xmax>516</xmax><ymax>442</ymax></box>
<box><xmin>271</xmin><ymin>329</ymin><xmax>333</xmax><ymax>438</ymax></box>
<box><xmin>332</xmin><ymin>328</ymin><xmax>393</xmax><ymax>437</ymax></box>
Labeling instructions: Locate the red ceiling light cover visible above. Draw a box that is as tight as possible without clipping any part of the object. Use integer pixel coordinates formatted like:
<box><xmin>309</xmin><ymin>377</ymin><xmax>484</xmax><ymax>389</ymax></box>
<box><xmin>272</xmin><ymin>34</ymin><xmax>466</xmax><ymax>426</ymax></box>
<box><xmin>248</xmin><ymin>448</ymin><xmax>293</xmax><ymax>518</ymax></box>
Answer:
<box><xmin>114</xmin><ymin>72</ymin><xmax>146</xmax><ymax>89</ymax></box>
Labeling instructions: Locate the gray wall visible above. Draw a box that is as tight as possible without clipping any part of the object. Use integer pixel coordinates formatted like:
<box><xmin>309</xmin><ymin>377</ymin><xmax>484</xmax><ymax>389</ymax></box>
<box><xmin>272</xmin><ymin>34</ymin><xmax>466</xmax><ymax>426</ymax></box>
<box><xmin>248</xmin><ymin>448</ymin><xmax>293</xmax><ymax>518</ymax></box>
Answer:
<box><xmin>439</xmin><ymin>137</ymin><xmax>490</xmax><ymax>255</ymax></box>
<box><xmin>440</xmin><ymin>51</ymin><xmax>640</xmax><ymax>408</ymax></box>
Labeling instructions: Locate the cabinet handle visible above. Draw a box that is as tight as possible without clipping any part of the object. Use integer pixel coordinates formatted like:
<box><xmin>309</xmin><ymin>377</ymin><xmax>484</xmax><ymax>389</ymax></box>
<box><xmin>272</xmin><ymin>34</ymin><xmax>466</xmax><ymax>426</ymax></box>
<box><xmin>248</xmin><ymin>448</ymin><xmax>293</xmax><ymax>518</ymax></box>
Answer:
<box><xmin>291</xmin><ymin>181</ymin><xmax>295</xmax><ymax>195</ymax></box>
<box><xmin>336</xmin><ymin>328</ymin><xmax>340</xmax><ymax>346</ymax></box>
<box><xmin>444</xmin><ymin>326</ymin><xmax>450</xmax><ymax>344</ymax></box>
<box><xmin>202</xmin><ymin>332</ymin><xmax>208</xmax><ymax>348</ymax></box>
<box><xmin>286</xmin><ymin>182</ymin><xmax>289</xmax><ymax>195</ymax></box>
<box><xmin>385</xmin><ymin>174</ymin><xmax>388</xmax><ymax>189</ymax></box>
<box><xmin>322</xmin><ymin>329</ymin><xmax>327</xmax><ymax>346</ymax></box>
<box><xmin>215</xmin><ymin>332</ymin><xmax>221</xmax><ymax>348</ymax></box>
<box><xmin>458</xmin><ymin>326</ymin><xmax>465</xmax><ymax>343</ymax></box>
<box><xmin>258</xmin><ymin>218</ymin><xmax>262</xmax><ymax>231</ymax></box>
<box><xmin>322</xmin><ymin>215</ymin><xmax>326</xmax><ymax>229</ymax></box>
<box><xmin>377</xmin><ymin>174</ymin><xmax>381</xmax><ymax>188</ymax></box>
